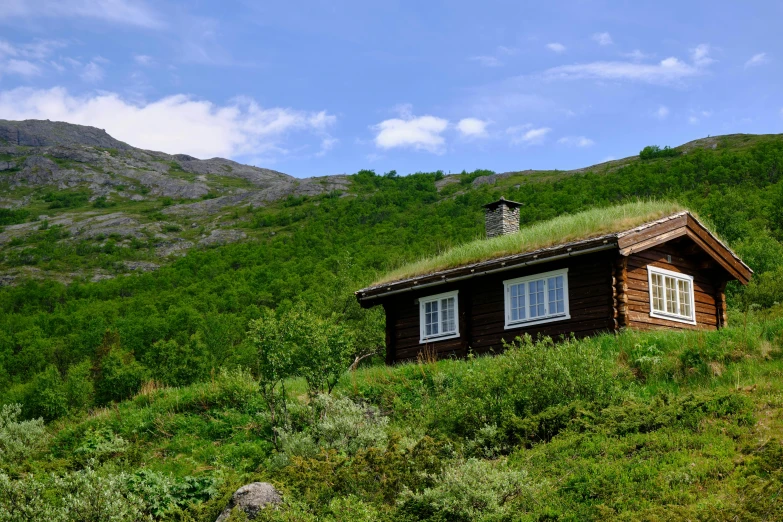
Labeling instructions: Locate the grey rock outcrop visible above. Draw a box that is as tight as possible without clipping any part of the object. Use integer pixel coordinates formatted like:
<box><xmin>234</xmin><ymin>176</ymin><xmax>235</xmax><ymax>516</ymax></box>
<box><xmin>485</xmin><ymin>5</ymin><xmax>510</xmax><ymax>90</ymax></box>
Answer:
<box><xmin>215</xmin><ymin>482</ymin><xmax>282</xmax><ymax>522</ymax></box>
<box><xmin>0</xmin><ymin>119</ymin><xmax>132</xmax><ymax>149</ymax></box>
<box><xmin>198</xmin><ymin>229</ymin><xmax>247</xmax><ymax>247</ymax></box>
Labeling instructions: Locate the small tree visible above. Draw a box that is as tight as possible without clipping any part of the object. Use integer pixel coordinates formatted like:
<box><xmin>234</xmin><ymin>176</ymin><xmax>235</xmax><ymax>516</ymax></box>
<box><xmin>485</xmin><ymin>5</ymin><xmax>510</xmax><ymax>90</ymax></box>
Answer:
<box><xmin>248</xmin><ymin>303</ymin><xmax>354</xmax><ymax>448</ymax></box>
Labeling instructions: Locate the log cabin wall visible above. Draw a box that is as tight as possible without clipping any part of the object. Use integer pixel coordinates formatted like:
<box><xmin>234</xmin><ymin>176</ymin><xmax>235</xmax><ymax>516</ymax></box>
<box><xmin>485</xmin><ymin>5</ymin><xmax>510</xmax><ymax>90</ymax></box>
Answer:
<box><xmin>624</xmin><ymin>237</ymin><xmax>727</xmax><ymax>331</ymax></box>
<box><xmin>383</xmin><ymin>250</ymin><xmax>616</xmax><ymax>363</ymax></box>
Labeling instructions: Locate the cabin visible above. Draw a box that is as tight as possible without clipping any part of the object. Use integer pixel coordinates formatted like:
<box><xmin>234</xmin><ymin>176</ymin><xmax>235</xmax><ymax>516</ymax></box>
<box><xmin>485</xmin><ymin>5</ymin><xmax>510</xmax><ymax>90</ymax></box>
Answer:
<box><xmin>355</xmin><ymin>200</ymin><xmax>753</xmax><ymax>364</ymax></box>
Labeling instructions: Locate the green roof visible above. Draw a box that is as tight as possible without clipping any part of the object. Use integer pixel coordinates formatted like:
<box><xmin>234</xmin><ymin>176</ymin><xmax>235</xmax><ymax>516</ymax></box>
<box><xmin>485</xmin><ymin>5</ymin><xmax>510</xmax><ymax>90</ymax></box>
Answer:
<box><xmin>373</xmin><ymin>200</ymin><xmax>688</xmax><ymax>286</ymax></box>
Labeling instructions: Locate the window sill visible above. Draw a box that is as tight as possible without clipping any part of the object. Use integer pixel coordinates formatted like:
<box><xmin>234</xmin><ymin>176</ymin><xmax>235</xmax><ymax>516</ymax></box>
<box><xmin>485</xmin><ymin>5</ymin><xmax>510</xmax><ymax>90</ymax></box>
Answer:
<box><xmin>419</xmin><ymin>332</ymin><xmax>460</xmax><ymax>344</ymax></box>
<box><xmin>649</xmin><ymin>311</ymin><xmax>697</xmax><ymax>325</ymax></box>
<box><xmin>504</xmin><ymin>314</ymin><xmax>570</xmax><ymax>330</ymax></box>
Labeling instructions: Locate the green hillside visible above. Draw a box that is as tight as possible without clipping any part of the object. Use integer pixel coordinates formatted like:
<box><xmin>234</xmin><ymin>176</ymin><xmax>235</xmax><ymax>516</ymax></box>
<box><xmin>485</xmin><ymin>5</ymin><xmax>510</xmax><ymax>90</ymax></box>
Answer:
<box><xmin>3</xmin><ymin>133</ymin><xmax>783</xmax><ymax>520</ymax></box>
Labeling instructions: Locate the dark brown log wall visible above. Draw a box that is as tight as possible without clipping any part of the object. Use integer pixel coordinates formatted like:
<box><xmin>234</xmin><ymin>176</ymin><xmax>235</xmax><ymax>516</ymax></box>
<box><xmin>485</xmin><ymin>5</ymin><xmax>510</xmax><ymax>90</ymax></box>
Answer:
<box><xmin>384</xmin><ymin>250</ymin><xmax>616</xmax><ymax>363</ymax></box>
<box><xmin>625</xmin><ymin>238</ymin><xmax>727</xmax><ymax>331</ymax></box>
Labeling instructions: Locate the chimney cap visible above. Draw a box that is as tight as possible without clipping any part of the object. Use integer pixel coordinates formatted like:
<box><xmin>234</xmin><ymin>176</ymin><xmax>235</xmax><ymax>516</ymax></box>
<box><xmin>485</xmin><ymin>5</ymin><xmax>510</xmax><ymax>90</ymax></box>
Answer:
<box><xmin>482</xmin><ymin>196</ymin><xmax>524</xmax><ymax>210</ymax></box>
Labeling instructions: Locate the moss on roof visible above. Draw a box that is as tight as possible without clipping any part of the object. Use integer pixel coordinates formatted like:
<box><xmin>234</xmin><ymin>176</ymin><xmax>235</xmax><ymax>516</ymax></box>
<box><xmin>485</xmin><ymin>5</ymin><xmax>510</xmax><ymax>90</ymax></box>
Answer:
<box><xmin>374</xmin><ymin>200</ymin><xmax>688</xmax><ymax>285</ymax></box>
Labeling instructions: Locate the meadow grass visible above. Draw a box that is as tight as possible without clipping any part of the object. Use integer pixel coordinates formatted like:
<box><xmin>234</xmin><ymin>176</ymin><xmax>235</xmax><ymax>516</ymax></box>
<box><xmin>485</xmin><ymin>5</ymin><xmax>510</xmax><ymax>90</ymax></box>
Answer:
<box><xmin>375</xmin><ymin>200</ymin><xmax>687</xmax><ymax>285</ymax></box>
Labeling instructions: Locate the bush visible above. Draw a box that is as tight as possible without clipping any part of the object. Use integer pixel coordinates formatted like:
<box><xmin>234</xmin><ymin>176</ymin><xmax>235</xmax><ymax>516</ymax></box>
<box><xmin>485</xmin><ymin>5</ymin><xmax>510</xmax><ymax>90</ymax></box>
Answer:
<box><xmin>424</xmin><ymin>335</ymin><xmax>618</xmax><ymax>439</ymax></box>
<box><xmin>145</xmin><ymin>334</ymin><xmax>210</xmax><ymax>387</ymax></box>
<box><xmin>64</xmin><ymin>360</ymin><xmax>95</xmax><ymax>412</ymax></box>
<box><xmin>399</xmin><ymin>458</ymin><xmax>540</xmax><ymax>522</ymax></box>
<box><xmin>0</xmin><ymin>467</ymin><xmax>149</xmax><ymax>522</ymax></box>
<box><xmin>23</xmin><ymin>365</ymin><xmax>68</xmax><ymax>421</ymax></box>
<box><xmin>279</xmin><ymin>394</ymin><xmax>388</xmax><ymax>460</ymax></box>
<box><xmin>94</xmin><ymin>347</ymin><xmax>148</xmax><ymax>405</ymax></box>
<box><xmin>639</xmin><ymin>145</ymin><xmax>680</xmax><ymax>160</ymax></box>
<box><xmin>0</xmin><ymin>403</ymin><xmax>47</xmax><ymax>464</ymax></box>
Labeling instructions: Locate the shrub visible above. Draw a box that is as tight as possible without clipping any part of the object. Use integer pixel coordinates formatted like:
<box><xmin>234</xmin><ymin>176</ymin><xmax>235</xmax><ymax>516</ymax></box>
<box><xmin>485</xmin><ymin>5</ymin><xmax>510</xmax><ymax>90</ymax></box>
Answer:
<box><xmin>23</xmin><ymin>365</ymin><xmax>68</xmax><ymax>421</ymax></box>
<box><xmin>74</xmin><ymin>428</ymin><xmax>129</xmax><ymax>463</ymax></box>
<box><xmin>279</xmin><ymin>394</ymin><xmax>388</xmax><ymax>460</ymax></box>
<box><xmin>145</xmin><ymin>334</ymin><xmax>210</xmax><ymax>387</ymax></box>
<box><xmin>424</xmin><ymin>335</ymin><xmax>618</xmax><ymax>439</ymax></box>
<box><xmin>0</xmin><ymin>403</ymin><xmax>47</xmax><ymax>464</ymax></box>
<box><xmin>63</xmin><ymin>360</ymin><xmax>95</xmax><ymax>412</ymax></box>
<box><xmin>94</xmin><ymin>347</ymin><xmax>148</xmax><ymax>405</ymax></box>
<box><xmin>399</xmin><ymin>458</ymin><xmax>540</xmax><ymax>522</ymax></box>
<box><xmin>639</xmin><ymin>145</ymin><xmax>681</xmax><ymax>160</ymax></box>
<box><xmin>0</xmin><ymin>468</ymin><xmax>149</xmax><ymax>522</ymax></box>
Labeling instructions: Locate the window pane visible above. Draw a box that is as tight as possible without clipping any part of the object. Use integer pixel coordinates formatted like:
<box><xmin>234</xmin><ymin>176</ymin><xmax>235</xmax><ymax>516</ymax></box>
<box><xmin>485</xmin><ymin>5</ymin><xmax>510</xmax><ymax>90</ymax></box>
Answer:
<box><xmin>509</xmin><ymin>283</ymin><xmax>525</xmax><ymax>322</ymax></box>
<box><xmin>529</xmin><ymin>280</ymin><xmax>545</xmax><ymax>318</ymax></box>
<box><xmin>677</xmin><ymin>279</ymin><xmax>692</xmax><ymax>318</ymax></box>
<box><xmin>441</xmin><ymin>297</ymin><xmax>456</xmax><ymax>333</ymax></box>
<box><xmin>651</xmin><ymin>273</ymin><xmax>664</xmax><ymax>312</ymax></box>
<box><xmin>665</xmin><ymin>276</ymin><xmax>677</xmax><ymax>314</ymax></box>
<box><xmin>547</xmin><ymin>275</ymin><xmax>565</xmax><ymax>315</ymax></box>
<box><xmin>425</xmin><ymin>300</ymin><xmax>439</xmax><ymax>336</ymax></box>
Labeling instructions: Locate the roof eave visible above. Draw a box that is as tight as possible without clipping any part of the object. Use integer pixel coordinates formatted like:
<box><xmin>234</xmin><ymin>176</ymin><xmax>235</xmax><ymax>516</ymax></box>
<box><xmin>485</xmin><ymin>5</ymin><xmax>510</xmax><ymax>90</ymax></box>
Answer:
<box><xmin>356</xmin><ymin>238</ymin><xmax>619</xmax><ymax>303</ymax></box>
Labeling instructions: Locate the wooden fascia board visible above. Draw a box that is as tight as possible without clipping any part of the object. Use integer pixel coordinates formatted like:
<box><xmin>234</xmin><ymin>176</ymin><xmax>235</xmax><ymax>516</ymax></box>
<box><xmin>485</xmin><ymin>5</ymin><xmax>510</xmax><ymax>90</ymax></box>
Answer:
<box><xmin>685</xmin><ymin>215</ymin><xmax>752</xmax><ymax>283</ymax></box>
<box><xmin>616</xmin><ymin>214</ymin><xmax>688</xmax><ymax>252</ymax></box>
<box><xmin>618</xmin><ymin>226</ymin><xmax>688</xmax><ymax>256</ymax></box>
<box><xmin>683</xmin><ymin>229</ymin><xmax>749</xmax><ymax>284</ymax></box>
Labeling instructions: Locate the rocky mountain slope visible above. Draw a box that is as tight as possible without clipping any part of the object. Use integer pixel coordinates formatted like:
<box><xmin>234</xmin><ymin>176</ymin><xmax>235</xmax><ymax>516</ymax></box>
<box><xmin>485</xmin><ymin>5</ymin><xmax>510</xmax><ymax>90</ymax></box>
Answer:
<box><xmin>0</xmin><ymin>119</ymin><xmax>349</xmax><ymax>283</ymax></box>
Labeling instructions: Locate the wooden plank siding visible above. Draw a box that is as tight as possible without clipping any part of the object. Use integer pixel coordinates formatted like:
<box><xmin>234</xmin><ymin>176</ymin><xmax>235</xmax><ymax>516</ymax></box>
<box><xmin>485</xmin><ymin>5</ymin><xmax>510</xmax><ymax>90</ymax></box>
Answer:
<box><xmin>386</xmin><ymin>250</ymin><xmax>616</xmax><ymax>363</ymax></box>
<box><xmin>624</xmin><ymin>238</ymin><xmax>727</xmax><ymax>332</ymax></box>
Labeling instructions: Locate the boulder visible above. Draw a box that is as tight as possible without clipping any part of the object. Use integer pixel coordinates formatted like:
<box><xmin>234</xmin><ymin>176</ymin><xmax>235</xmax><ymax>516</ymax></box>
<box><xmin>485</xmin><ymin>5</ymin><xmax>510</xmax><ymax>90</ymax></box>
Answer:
<box><xmin>215</xmin><ymin>482</ymin><xmax>282</xmax><ymax>522</ymax></box>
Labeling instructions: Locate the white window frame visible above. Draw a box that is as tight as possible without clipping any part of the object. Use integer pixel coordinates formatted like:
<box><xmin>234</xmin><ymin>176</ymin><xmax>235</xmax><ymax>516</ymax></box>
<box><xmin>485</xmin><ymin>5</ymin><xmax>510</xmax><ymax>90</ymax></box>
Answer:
<box><xmin>419</xmin><ymin>290</ymin><xmax>460</xmax><ymax>344</ymax></box>
<box><xmin>503</xmin><ymin>268</ymin><xmax>571</xmax><ymax>329</ymax></box>
<box><xmin>647</xmin><ymin>266</ymin><xmax>697</xmax><ymax>325</ymax></box>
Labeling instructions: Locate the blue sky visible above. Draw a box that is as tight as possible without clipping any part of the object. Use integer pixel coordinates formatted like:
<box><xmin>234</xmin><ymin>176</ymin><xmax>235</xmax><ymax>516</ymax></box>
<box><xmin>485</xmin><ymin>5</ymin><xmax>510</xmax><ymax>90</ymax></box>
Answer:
<box><xmin>0</xmin><ymin>1</ymin><xmax>780</xmax><ymax>178</ymax></box>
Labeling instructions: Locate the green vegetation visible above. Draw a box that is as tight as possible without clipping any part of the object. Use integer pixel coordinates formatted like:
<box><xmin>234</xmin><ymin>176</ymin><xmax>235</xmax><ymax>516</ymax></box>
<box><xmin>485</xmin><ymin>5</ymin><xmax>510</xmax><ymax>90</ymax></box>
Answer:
<box><xmin>3</xmin><ymin>319</ymin><xmax>783</xmax><ymax>520</ymax></box>
<box><xmin>41</xmin><ymin>189</ymin><xmax>91</xmax><ymax>209</ymax></box>
<box><xmin>640</xmin><ymin>144</ymin><xmax>681</xmax><ymax>160</ymax></box>
<box><xmin>3</xmin><ymin>135</ymin><xmax>783</xmax><ymax>518</ymax></box>
<box><xmin>376</xmin><ymin>200</ymin><xmax>686</xmax><ymax>284</ymax></box>
<box><xmin>0</xmin><ymin>208</ymin><xmax>30</xmax><ymax>226</ymax></box>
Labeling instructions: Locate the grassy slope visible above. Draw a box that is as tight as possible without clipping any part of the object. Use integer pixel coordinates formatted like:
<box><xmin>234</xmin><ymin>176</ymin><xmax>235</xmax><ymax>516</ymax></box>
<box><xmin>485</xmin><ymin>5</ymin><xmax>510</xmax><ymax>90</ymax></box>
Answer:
<box><xmin>6</xmin><ymin>311</ymin><xmax>783</xmax><ymax>521</ymax></box>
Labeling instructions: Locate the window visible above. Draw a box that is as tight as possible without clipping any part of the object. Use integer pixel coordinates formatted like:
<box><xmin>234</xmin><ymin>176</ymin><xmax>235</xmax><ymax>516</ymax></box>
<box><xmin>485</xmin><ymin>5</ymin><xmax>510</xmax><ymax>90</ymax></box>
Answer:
<box><xmin>503</xmin><ymin>268</ymin><xmax>570</xmax><ymax>329</ymax></box>
<box><xmin>419</xmin><ymin>290</ymin><xmax>459</xmax><ymax>343</ymax></box>
<box><xmin>647</xmin><ymin>266</ymin><xmax>696</xmax><ymax>324</ymax></box>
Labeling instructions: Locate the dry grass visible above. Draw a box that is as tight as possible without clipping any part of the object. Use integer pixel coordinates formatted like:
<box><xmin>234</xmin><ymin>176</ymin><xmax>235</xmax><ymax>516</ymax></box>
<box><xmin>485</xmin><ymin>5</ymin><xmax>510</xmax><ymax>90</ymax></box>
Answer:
<box><xmin>374</xmin><ymin>200</ymin><xmax>688</xmax><ymax>285</ymax></box>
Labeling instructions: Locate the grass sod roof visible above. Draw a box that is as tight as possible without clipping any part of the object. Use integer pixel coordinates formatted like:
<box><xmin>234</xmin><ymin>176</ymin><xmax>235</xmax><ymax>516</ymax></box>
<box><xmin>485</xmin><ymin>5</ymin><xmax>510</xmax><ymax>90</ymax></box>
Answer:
<box><xmin>370</xmin><ymin>200</ymin><xmax>689</xmax><ymax>288</ymax></box>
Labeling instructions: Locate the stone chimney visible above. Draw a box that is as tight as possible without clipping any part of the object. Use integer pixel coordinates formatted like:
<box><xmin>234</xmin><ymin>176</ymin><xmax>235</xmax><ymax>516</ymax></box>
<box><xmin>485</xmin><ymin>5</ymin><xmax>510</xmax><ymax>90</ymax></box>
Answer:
<box><xmin>483</xmin><ymin>197</ymin><xmax>523</xmax><ymax>238</ymax></box>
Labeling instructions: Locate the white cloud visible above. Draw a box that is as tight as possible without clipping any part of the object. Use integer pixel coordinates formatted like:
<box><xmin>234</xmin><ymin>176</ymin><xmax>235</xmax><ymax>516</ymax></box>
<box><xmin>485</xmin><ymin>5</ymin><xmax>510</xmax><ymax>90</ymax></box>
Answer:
<box><xmin>688</xmin><ymin>109</ymin><xmax>712</xmax><ymax>124</ymax></box>
<box><xmin>547</xmin><ymin>43</ymin><xmax>566</xmax><ymax>53</ymax></box>
<box><xmin>655</xmin><ymin>105</ymin><xmax>669</xmax><ymax>119</ymax></box>
<box><xmin>690</xmin><ymin>44</ymin><xmax>714</xmax><ymax>67</ymax></box>
<box><xmin>372</xmin><ymin>112</ymin><xmax>449</xmax><ymax>153</ymax></box>
<box><xmin>2</xmin><ymin>59</ymin><xmax>41</xmax><ymax>77</ymax></box>
<box><xmin>592</xmin><ymin>32</ymin><xmax>613</xmax><ymax>46</ymax></box>
<box><xmin>316</xmin><ymin>137</ymin><xmax>338</xmax><ymax>157</ymax></box>
<box><xmin>470</xmin><ymin>55</ymin><xmax>502</xmax><ymax>67</ymax></box>
<box><xmin>497</xmin><ymin>46</ymin><xmax>517</xmax><ymax>56</ymax></box>
<box><xmin>134</xmin><ymin>54</ymin><xmax>154</xmax><ymax>66</ymax></box>
<box><xmin>80</xmin><ymin>61</ymin><xmax>104</xmax><ymax>82</ymax></box>
<box><xmin>745</xmin><ymin>52</ymin><xmax>769</xmax><ymax>68</ymax></box>
<box><xmin>558</xmin><ymin>135</ymin><xmax>595</xmax><ymax>147</ymax></box>
<box><xmin>622</xmin><ymin>49</ymin><xmax>654</xmax><ymax>61</ymax></box>
<box><xmin>541</xmin><ymin>56</ymin><xmax>702</xmax><ymax>85</ymax></box>
<box><xmin>507</xmin><ymin>125</ymin><xmax>551</xmax><ymax>145</ymax></box>
<box><xmin>457</xmin><ymin>118</ymin><xmax>489</xmax><ymax>138</ymax></box>
<box><xmin>0</xmin><ymin>0</ymin><xmax>163</xmax><ymax>28</ymax></box>
<box><xmin>0</xmin><ymin>87</ymin><xmax>337</xmax><ymax>160</ymax></box>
